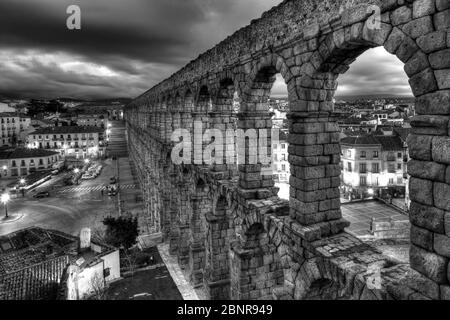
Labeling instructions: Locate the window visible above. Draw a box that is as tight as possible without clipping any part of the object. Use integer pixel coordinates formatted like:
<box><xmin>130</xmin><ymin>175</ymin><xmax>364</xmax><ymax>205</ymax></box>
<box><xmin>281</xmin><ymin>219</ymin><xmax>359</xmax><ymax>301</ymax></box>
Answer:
<box><xmin>282</xmin><ymin>164</ymin><xmax>286</xmax><ymax>171</ymax></box>
<box><xmin>373</xmin><ymin>151</ymin><xmax>379</xmax><ymax>158</ymax></box>
<box><xmin>11</xmin><ymin>160</ymin><xmax>17</xmax><ymax>167</ymax></box>
<box><xmin>39</xmin><ymin>159</ymin><xmax>43</xmax><ymax>165</ymax></box>
<box><xmin>282</xmin><ymin>154</ymin><xmax>286</xmax><ymax>161</ymax></box>
<box><xmin>389</xmin><ymin>178</ymin><xmax>394</xmax><ymax>185</ymax></box>
<box><xmin>21</xmin><ymin>160</ymin><xmax>25</xmax><ymax>167</ymax></box>
<box><xmin>397</xmin><ymin>177</ymin><xmax>403</xmax><ymax>184</ymax></box>
<box><xmin>359</xmin><ymin>163</ymin><xmax>367</xmax><ymax>174</ymax></box>
<box><xmin>372</xmin><ymin>163</ymin><xmax>380</xmax><ymax>173</ymax></box>
<box><xmin>274</xmin><ymin>154</ymin><xmax>278</xmax><ymax>161</ymax></box>
<box><xmin>281</xmin><ymin>144</ymin><xmax>286</xmax><ymax>149</ymax></box>
<box><xmin>360</xmin><ymin>176</ymin><xmax>367</xmax><ymax>186</ymax></box>
<box><xmin>347</xmin><ymin>162</ymin><xmax>352</xmax><ymax>172</ymax></box>
<box><xmin>360</xmin><ymin>151</ymin><xmax>366</xmax><ymax>159</ymax></box>
<box><xmin>388</xmin><ymin>164</ymin><xmax>396</xmax><ymax>173</ymax></box>
<box><xmin>398</xmin><ymin>152</ymin><xmax>402</xmax><ymax>159</ymax></box>
<box><xmin>346</xmin><ymin>150</ymin><xmax>351</xmax><ymax>158</ymax></box>
<box><xmin>397</xmin><ymin>163</ymin><xmax>402</xmax><ymax>170</ymax></box>
<box><xmin>373</xmin><ymin>177</ymin><xmax>379</xmax><ymax>186</ymax></box>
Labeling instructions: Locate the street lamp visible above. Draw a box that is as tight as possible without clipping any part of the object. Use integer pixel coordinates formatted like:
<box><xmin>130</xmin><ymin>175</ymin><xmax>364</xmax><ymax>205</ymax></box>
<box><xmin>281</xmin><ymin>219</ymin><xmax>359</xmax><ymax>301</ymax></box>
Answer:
<box><xmin>1</xmin><ymin>193</ymin><xmax>10</xmax><ymax>218</ymax></box>
<box><xmin>74</xmin><ymin>168</ymin><xmax>80</xmax><ymax>174</ymax></box>
<box><xmin>84</xmin><ymin>159</ymin><xmax>90</xmax><ymax>164</ymax></box>
<box><xmin>20</xmin><ymin>178</ymin><xmax>26</xmax><ymax>185</ymax></box>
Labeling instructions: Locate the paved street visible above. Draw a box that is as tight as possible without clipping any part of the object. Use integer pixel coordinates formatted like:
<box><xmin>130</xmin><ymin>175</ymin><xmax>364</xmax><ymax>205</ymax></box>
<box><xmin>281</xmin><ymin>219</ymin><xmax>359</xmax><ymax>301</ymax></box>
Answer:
<box><xmin>0</xmin><ymin>158</ymin><xmax>119</xmax><ymax>236</ymax></box>
<box><xmin>341</xmin><ymin>200</ymin><xmax>409</xmax><ymax>237</ymax></box>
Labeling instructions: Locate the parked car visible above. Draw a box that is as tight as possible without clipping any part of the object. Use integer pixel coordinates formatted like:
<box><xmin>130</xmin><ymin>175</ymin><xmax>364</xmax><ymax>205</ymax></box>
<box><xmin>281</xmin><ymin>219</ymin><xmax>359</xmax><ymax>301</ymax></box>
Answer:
<box><xmin>34</xmin><ymin>191</ymin><xmax>50</xmax><ymax>198</ymax></box>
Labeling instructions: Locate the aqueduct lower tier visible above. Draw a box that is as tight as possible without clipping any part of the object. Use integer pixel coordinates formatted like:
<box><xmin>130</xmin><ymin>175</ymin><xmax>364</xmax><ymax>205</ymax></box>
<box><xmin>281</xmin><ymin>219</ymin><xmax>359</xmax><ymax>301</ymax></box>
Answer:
<box><xmin>125</xmin><ymin>0</ymin><xmax>450</xmax><ymax>300</ymax></box>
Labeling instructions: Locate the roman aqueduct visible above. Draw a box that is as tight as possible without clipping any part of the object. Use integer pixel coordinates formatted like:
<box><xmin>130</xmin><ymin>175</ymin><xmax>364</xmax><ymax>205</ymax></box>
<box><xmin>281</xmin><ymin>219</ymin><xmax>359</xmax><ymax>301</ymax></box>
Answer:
<box><xmin>124</xmin><ymin>0</ymin><xmax>450</xmax><ymax>300</ymax></box>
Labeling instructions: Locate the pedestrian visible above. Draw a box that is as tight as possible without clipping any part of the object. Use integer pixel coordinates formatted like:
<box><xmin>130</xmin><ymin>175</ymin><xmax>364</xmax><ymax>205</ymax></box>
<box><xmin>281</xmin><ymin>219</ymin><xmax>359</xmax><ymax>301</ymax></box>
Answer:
<box><xmin>101</xmin><ymin>189</ymin><xmax>104</xmax><ymax>197</ymax></box>
<box><xmin>150</xmin><ymin>255</ymin><xmax>154</xmax><ymax>265</ymax></box>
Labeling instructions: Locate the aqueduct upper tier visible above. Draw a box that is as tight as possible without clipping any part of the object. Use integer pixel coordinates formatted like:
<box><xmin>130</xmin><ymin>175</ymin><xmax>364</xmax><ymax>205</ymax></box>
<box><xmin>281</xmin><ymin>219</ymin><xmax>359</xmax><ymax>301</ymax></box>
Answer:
<box><xmin>125</xmin><ymin>0</ymin><xmax>450</xmax><ymax>300</ymax></box>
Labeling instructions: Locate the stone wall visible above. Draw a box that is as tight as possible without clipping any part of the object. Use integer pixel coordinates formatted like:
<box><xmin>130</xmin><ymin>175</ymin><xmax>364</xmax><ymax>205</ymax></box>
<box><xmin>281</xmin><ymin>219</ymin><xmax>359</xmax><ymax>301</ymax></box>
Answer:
<box><xmin>125</xmin><ymin>0</ymin><xmax>450</xmax><ymax>300</ymax></box>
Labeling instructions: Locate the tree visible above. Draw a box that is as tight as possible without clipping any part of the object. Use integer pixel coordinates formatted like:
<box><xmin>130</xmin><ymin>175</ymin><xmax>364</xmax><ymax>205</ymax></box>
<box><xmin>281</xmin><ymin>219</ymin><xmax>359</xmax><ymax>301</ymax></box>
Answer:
<box><xmin>88</xmin><ymin>273</ymin><xmax>107</xmax><ymax>300</ymax></box>
<box><xmin>102</xmin><ymin>214</ymin><xmax>139</xmax><ymax>249</ymax></box>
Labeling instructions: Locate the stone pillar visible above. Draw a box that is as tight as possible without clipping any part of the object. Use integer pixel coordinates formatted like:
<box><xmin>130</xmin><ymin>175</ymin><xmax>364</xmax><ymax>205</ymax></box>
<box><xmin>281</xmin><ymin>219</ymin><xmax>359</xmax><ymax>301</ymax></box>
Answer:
<box><xmin>287</xmin><ymin>112</ymin><xmax>349</xmax><ymax>238</ymax></box>
<box><xmin>177</xmin><ymin>182</ymin><xmax>191</xmax><ymax>268</ymax></box>
<box><xmin>204</xmin><ymin>212</ymin><xmax>231</xmax><ymax>299</ymax></box>
<box><xmin>236</xmin><ymin>107</ymin><xmax>275</xmax><ymax>200</ymax></box>
<box><xmin>229</xmin><ymin>232</ymin><xmax>283</xmax><ymax>300</ymax></box>
<box><xmin>407</xmin><ymin>90</ymin><xmax>450</xmax><ymax>300</ymax></box>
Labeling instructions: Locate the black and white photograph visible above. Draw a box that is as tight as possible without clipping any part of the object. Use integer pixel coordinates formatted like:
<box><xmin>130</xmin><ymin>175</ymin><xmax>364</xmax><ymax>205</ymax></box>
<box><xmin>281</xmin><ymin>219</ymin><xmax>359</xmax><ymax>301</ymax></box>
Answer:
<box><xmin>0</xmin><ymin>0</ymin><xmax>449</xmax><ymax>306</ymax></box>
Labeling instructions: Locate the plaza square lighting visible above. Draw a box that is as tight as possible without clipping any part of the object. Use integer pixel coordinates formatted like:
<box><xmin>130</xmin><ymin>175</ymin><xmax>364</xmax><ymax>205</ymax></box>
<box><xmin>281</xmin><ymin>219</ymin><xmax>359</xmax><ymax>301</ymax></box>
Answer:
<box><xmin>1</xmin><ymin>193</ymin><xmax>10</xmax><ymax>218</ymax></box>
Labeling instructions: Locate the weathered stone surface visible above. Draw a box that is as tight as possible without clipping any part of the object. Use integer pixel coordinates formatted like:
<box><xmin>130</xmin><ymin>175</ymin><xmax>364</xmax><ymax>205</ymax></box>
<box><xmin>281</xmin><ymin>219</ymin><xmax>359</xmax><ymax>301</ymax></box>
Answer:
<box><xmin>441</xmin><ymin>285</ymin><xmax>450</xmax><ymax>300</ymax></box>
<box><xmin>417</xmin><ymin>30</ymin><xmax>447</xmax><ymax>53</ymax></box>
<box><xmin>434</xmin><ymin>234</ymin><xmax>450</xmax><ymax>258</ymax></box>
<box><xmin>410</xmin><ymin>244</ymin><xmax>448</xmax><ymax>284</ymax></box>
<box><xmin>409</xmin><ymin>177</ymin><xmax>434</xmax><ymax>206</ymax></box>
<box><xmin>435</xmin><ymin>69</ymin><xmax>450</xmax><ymax>89</ymax></box>
<box><xmin>411</xmin><ymin>115</ymin><xmax>449</xmax><ymax>135</ymax></box>
<box><xmin>407</xmin><ymin>134</ymin><xmax>433</xmax><ymax>160</ymax></box>
<box><xmin>432</xmin><ymin>136</ymin><xmax>450</xmax><ymax>164</ymax></box>
<box><xmin>407</xmin><ymin>160</ymin><xmax>446</xmax><ymax>182</ymax></box>
<box><xmin>410</xmin><ymin>202</ymin><xmax>445</xmax><ymax>233</ymax></box>
<box><xmin>434</xmin><ymin>182</ymin><xmax>450</xmax><ymax>211</ymax></box>
<box><xmin>445</xmin><ymin>212</ymin><xmax>450</xmax><ymax>236</ymax></box>
<box><xmin>436</xmin><ymin>0</ymin><xmax>450</xmax><ymax>11</ymax></box>
<box><xmin>409</xmin><ymin>68</ymin><xmax>438</xmax><ymax>96</ymax></box>
<box><xmin>416</xmin><ymin>90</ymin><xmax>450</xmax><ymax>115</ymax></box>
<box><xmin>402</xmin><ymin>16</ymin><xmax>434</xmax><ymax>39</ymax></box>
<box><xmin>433</xmin><ymin>9</ymin><xmax>450</xmax><ymax>31</ymax></box>
<box><xmin>391</xmin><ymin>6</ymin><xmax>412</xmax><ymax>25</ymax></box>
<box><xmin>404</xmin><ymin>51</ymin><xmax>430</xmax><ymax>77</ymax></box>
<box><xmin>384</xmin><ymin>27</ymin><xmax>406</xmax><ymax>54</ymax></box>
<box><xmin>411</xmin><ymin>225</ymin><xmax>434</xmax><ymax>250</ymax></box>
<box><xmin>413</xmin><ymin>0</ymin><xmax>436</xmax><ymax>18</ymax></box>
<box><xmin>429</xmin><ymin>49</ymin><xmax>450</xmax><ymax>69</ymax></box>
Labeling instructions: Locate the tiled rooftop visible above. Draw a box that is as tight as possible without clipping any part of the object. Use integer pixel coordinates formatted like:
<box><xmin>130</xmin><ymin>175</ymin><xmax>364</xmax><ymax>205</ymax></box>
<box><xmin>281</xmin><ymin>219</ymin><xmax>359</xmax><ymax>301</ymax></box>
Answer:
<box><xmin>30</xmin><ymin>126</ymin><xmax>104</xmax><ymax>135</ymax></box>
<box><xmin>0</xmin><ymin>227</ymin><xmax>115</xmax><ymax>300</ymax></box>
<box><xmin>0</xmin><ymin>148</ymin><xmax>59</xmax><ymax>160</ymax></box>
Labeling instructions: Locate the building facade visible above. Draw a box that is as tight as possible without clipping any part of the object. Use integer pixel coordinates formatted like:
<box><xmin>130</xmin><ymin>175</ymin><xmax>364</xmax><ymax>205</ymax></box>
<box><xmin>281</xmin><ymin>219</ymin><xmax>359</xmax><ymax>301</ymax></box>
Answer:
<box><xmin>0</xmin><ymin>148</ymin><xmax>60</xmax><ymax>178</ymax></box>
<box><xmin>76</xmin><ymin>112</ymin><xmax>109</xmax><ymax>129</ymax></box>
<box><xmin>272</xmin><ymin>130</ymin><xmax>290</xmax><ymax>183</ymax></box>
<box><xmin>0</xmin><ymin>113</ymin><xmax>31</xmax><ymax>147</ymax></box>
<box><xmin>27</xmin><ymin>126</ymin><xmax>106</xmax><ymax>159</ymax></box>
<box><xmin>340</xmin><ymin>133</ymin><xmax>408</xmax><ymax>196</ymax></box>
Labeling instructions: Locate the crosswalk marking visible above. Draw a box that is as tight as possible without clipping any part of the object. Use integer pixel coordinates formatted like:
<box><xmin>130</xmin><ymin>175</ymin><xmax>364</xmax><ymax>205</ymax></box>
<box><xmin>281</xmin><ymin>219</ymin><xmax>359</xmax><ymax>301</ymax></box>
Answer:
<box><xmin>57</xmin><ymin>184</ymin><xmax>138</xmax><ymax>194</ymax></box>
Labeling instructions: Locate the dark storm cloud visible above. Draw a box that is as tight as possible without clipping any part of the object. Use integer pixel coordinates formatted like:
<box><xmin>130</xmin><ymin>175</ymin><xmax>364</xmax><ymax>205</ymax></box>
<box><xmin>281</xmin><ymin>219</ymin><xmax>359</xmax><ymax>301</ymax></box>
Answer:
<box><xmin>0</xmin><ymin>0</ymin><xmax>410</xmax><ymax>100</ymax></box>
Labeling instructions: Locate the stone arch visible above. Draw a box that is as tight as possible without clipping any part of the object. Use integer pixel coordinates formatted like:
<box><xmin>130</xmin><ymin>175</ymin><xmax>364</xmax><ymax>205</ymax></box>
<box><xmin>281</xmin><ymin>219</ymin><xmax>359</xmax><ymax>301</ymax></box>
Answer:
<box><xmin>196</xmin><ymin>85</ymin><xmax>212</xmax><ymax>113</ymax></box>
<box><xmin>183</xmin><ymin>88</ymin><xmax>194</xmax><ymax>113</ymax></box>
<box><xmin>186</xmin><ymin>177</ymin><xmax>210</xmax><ymax>287</ymax></box>
<box><xmin>229</xmin><ymin>219</ymin><xmax>284</xmax><ymax>300</ymax></box>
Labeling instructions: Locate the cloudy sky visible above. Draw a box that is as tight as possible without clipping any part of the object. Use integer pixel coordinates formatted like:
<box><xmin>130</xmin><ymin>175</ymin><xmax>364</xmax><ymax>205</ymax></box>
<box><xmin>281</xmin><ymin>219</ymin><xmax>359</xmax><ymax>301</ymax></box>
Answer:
<box><xmin>0</xmin><ymin>0</ymin><xmax>412</xmax><ymax>100</ymax></box>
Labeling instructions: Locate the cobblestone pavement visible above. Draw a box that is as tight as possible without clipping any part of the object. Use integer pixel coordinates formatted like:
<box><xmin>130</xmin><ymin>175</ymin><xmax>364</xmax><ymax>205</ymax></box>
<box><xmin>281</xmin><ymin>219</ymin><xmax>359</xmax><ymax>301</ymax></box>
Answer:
<box><xmin>157</xmin><ymin>243</ymin><xmax>200</xmax><ymax>300</ymax></box>
<box><xmin>341</xmin><ymin>200</ymin><xmax>409</xmax><ymax>237</ymax></box>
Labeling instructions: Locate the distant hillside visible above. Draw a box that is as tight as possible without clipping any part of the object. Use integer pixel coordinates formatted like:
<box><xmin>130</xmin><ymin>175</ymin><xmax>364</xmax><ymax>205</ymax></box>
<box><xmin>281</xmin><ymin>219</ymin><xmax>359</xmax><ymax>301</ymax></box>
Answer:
<box><xmin>335</xmin><ymin>94</ymin><xmax>414</xmax><ymax>102</ymax></box>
